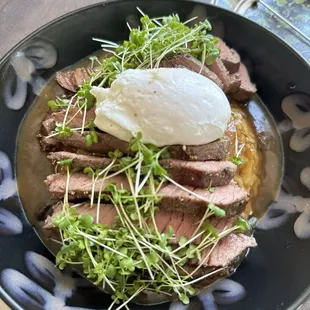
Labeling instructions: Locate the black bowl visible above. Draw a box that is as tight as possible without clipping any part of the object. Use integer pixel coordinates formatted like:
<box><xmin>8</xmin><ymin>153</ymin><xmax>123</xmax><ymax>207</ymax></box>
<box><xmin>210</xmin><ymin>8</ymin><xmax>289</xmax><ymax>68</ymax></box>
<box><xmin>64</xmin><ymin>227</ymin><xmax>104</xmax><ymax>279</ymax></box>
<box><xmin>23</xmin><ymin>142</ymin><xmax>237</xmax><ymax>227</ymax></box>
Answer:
<box><xmin>0</xmin><ymin>1</ymin><xmax>309</xmax><ymax>309</ymax></box>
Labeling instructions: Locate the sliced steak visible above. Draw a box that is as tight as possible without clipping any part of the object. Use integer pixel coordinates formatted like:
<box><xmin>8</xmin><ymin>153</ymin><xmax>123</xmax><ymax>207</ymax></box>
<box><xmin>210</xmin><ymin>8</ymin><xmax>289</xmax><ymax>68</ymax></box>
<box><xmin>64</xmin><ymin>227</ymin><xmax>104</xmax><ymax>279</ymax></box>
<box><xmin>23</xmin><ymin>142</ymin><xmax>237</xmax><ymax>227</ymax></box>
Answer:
<box><xmin>47</xmin><ymin>153</ymin><xmax>236</xmax><ymax>187</ymax></box>
<box><xmin>159</xmin><ymin>181</ymin><xmax>248</xmax><ymax>217</ymax></box>
<box><xmin>233</xmin><ymin>63</ymin><xmax>257</xmax><ymax>101</ymax></box>
<box><xmin>216</xmin><ymin>38</ymin><xmax>240</xmax><ymax>74</ymax></box>
<box><xmin>42</xmin><ymin>107</ymin><xmax>96</xmax><ymax>135</ymax></box>
<box><xmin>44</xmin><ymin>202</ymin><xmax>256</xmax><ymax>269</ymax></box>
<box><xmin>167</xmin><ymin>136</ymin><xmax>230</xmax><ymax>161</ymax></box>
<box><xmin>41</xmin><ymin>129</ymin><xmax>230</xmax><ymax>161</ymax></box>
<box><xmin>40</xmin><ymin>131</ymin><xmax>132</xmax><ymax>155</ymax></box>
<box><xmin>160</xmin><ymin>159</ymin><xmax>236</xmax><ymax>187</ymax></box>
<box><xmin>207</xmin><ymin>58</ymin><xmax>241</xmax><ymax>94</ymax></box>
<box><xmin>161</xmin><ymin>53</ymin><xmax>224</xmax><ymax>89</ymax></box>
<box><xmin>206</xmin><ymin>233</ymin><xmax>256</xmax><ymax>267</ymax></box>
<box><xmin>47</xmin><ymin>151</ymin><xmax>112</xmax><ymax>170</ymax></box>
<box><xmin>42</xmin><ymin>118</ymin><xmax>56</xmax><ymax>136</ymax></box>
<box><xmin>45</xmin><ymin>173</ymin><xmax>248</xmax><ymax>216</ymax></box>
<box><xmin>45</xmin><ymin>173</ymin><xmax>130</xmax><ymax>200</ymax></box>
<box><xmin>56</xmin><ymin>67</ymin><xmax>93</xmax><ymax>92</ymax></box>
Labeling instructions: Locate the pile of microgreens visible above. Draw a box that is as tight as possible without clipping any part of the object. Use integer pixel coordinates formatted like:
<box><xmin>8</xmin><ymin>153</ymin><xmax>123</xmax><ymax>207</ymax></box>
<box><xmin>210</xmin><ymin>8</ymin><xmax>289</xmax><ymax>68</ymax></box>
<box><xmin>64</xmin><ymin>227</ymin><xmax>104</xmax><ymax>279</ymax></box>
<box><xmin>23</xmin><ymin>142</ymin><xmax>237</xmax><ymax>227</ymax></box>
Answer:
<box><xmin>45</xmin><ymin>8</ymin><xmax>220</xmax><ymax>146</ymax></box>
<box><xmin>52</xmin><ymin>133</ymin><xmax>249</xmax><ymax>309</ymax></box>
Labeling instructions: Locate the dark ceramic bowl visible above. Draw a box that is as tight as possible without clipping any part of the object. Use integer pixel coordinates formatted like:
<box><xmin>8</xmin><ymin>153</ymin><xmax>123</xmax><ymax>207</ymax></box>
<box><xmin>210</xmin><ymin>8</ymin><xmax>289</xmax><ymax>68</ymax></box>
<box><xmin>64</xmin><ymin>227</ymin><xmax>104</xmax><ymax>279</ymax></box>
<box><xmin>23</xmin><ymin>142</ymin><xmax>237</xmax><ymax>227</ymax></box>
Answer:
<box><xmin>0</xmin><ymin>1</ymin><xmax>310</xmax><ymax>309</ymax></box>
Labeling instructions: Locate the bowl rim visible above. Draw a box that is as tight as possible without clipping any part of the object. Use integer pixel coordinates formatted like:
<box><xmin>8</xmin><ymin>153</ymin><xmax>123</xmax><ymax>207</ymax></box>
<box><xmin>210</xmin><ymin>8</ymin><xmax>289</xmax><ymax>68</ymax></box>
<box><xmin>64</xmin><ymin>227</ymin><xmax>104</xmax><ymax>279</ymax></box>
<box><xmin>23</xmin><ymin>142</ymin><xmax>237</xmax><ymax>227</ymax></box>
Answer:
<box><xmin>1</xmin><ymin>1</ymin><xmax>310</xmax><ymax>309</ymax></box>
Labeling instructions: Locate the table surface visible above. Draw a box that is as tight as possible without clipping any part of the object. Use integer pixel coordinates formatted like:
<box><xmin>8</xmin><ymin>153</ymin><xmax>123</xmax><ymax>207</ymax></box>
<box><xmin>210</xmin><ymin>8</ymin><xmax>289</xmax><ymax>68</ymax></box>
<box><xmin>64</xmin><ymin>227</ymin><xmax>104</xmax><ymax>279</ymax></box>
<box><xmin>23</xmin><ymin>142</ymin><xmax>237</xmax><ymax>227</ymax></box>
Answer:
<box><xmin>0</xmin><ymin>0</ymin><xmax>309</xmax><ymax>309</ymax></box>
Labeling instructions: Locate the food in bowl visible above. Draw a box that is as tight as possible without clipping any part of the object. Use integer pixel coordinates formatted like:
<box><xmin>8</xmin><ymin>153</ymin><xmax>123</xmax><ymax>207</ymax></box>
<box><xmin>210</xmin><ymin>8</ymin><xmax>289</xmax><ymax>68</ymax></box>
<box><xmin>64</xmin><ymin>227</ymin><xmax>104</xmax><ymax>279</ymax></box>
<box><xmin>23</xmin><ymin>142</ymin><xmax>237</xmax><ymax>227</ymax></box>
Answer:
<box><xmin>17</xmin><ymin>9</ymin><xmax>281</xmax><ymax>309</ymax></box>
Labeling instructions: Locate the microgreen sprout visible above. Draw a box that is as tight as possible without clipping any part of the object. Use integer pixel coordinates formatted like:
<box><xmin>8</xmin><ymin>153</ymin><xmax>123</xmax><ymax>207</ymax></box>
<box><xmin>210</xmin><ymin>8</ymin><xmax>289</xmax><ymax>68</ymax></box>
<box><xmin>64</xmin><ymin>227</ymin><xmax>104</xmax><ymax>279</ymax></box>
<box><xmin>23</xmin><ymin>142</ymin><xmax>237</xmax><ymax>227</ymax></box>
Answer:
<box><xmin>87</xmin><ymin>9</ymin><xmax>219</xmax><ymax>88</ymax></box>
<box><xmin>47</xmin><ymin>98</ymin><xmax>69</xmax><ymax>111</ymax></box>
<box><xmin>205</xmin><ymin>181</ymin><xmax>216</xmax><ymax>193</ymax></box>
<box><xmin>55</xmin><ymin>122</ymin><xmax>73</xmax><ymax>137</ymax></box>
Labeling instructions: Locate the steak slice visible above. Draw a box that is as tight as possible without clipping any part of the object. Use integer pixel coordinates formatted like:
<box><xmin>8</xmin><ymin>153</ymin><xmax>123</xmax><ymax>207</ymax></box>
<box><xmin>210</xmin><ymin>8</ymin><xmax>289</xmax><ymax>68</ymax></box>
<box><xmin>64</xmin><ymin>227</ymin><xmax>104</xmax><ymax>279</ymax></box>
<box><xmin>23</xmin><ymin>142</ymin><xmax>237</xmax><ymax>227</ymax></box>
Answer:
<box><xmin>207</xmin><ymin>58</ymin><xmax>241</xmax><ymax>94</ymax></box>
<box><xmin>47</xmin><ymin>151</ymin><xmax>112</xmax><ymax>170</ymax></box>
<box><xmin>44</xmin><ymin>202</ymin><xmax>256</xmax><ymax>269</ymax></box>
<box><xmin>47</xmin><ymin>152</ymin><xmax>236</xmax><ymax>187</ymax></box>
<box><xmin>40</xmin><ymin>131</ymin><xmax>132</xmax><ymax>155</ymax></box>
<box><xmin>160</xmin><ymin>159</ymin><xmax>236</xmax><ymax>187</ymax></box>
<box><xmin>161</xmin><ymin>53</ymin><xmax>224</xmax><ymax>89</ymax></box>
<box><xmin>216</xmin><ymin>38</ymin><xmax>240</xmax><ymax>74</ymax></box>
<box><xmin>42</xmin><ymin>107</ymin><xmax>96</xmax><ymax>135</ymax></box>
<box><xmin>56</xmin><ymin>67</ymin><xmax>93</xmax><ymax>92</ymax></box>
<box><xmin>45</xmin><ymin>173</ymin><xmax>130</xmax><ymax>200</ymax></box>
<box><xmin>45</xmin><ymin>173</ymin><xmax>248</xmax><ymax>217</ymax></box>
<box><xmin>233</xmin><ymin>63</ymin><xmax>257</xmax><ymax>101</ymax></box>
<box><xmin>41</xmin><ymin>129</ymin><xmax>230</xmax><ymax>161</ymax></box>
<box><xmin>159</xmin><ymin>182</ymin><xmax>248</xmax><ymax>217</ymax></box>
<box><xmin>167</xmin><ymin>136</ymin><xmax>230</xmax><ymax>161</ymax></box>
<box><xmin>206</xmin><ymin>233</ymin><xmax>256</xmax><ymax>267</ymax></box>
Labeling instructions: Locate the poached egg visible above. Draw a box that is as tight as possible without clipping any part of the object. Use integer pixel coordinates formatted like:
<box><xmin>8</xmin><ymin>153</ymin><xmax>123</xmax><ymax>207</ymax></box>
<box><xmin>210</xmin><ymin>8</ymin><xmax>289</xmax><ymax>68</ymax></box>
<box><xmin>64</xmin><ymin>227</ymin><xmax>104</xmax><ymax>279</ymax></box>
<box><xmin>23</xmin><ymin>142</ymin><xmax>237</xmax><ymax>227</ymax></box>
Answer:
<box><xmin>91</xmin><ymin>68</ymin><xmax>230</xmax><ymax>147</ymax></box>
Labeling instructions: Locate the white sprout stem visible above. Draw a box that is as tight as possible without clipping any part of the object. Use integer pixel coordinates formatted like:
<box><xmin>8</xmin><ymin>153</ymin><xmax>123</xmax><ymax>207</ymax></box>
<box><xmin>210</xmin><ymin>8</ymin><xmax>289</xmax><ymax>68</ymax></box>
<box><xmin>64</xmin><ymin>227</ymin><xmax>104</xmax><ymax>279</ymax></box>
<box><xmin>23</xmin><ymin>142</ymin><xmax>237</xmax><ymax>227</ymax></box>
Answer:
<box><xmin>191</xmin><ymin>209</ymin><xmax>213</xmax><ymax>238</ymax></box>
<box><xmin>66</xmin><ymin>99</ymin><xmax>84</xmax><ymax>125</ymax></box>
<box><xmin>154</xmin><ymin>38</ymin><xmax>195</xmax><ymax>67</ymax></box>
<box><xmin>63</xmin><ymin>167</ymin><xmax>71</xmax><ymax>210</ymax></box>
<box><xmin>79</xmin><ymin>231</ymin><xmax>127</xmax><ymax>257</ymax></box>
<box><xmin>136</xmin><ymin>167</ymin><xmax>152</xmax><ymax>194</ymax></box>
<box><xmin>81</xmin><ymin>102</ymin><xmax>87</xmax><ymax>134</ymax></box>
<box><xmin>199</xmin><ymin>43</ymin><xmax>207</xmax><ymax>74</ymax></box>
<box><xmin>115</xmin><ymin>285</ymin><xmax>148</xmax><ymax>310</ymax></box>
<box><xmin>136</xmin><ymin>6</ymin><xmax>146</xmax><ymax>16</ymax></box>
<box><xmin>150</xmin><ymin>206</ymin><xmax>160</xmax><ymax>240</ymax></box>
<box><xmin>45</xmin><ymin>126</ymin><xmax>88</xmax><ymax>139</ymax></box>
<box><xmin>144</xmin><ymin>288</ymin><xmax>172</xmax><ymax>296</ymax></box>
<box><xmin>164</xmin><ymin>175</ymin><xmax>213</xmax><ymax>206</ymax></box>
<box><xmin>90</xmin><ymin>174</ymin><xmax>95</xmax><ymax>208</ymax></box>
<box><xmin>183</xmin><ymin>16</ymin><xmax>198</xmax><ymax>25</ymax></box>
<box><xmin>101</xmin><ymin>48</ymin><xmax>123</xmax><ymax>59</ymax></box>
<box><xmin>121</xmin><ymin>47</ymin><xmax>129</xmax><ymax>72</ymax></box>
<box><xmin>80</xmin><ymin>158</ymin><xmax>139</xmax><ymax>189</ymax></box>
<box><xmin>96</xmin><ymin>178</ymin><xmax>105</xmax><ymax>224</ymax></box>
<box><xmin>118</xmin><ymin>199</ymin><xmax>154</xmax><ymax>280</ymax></box>
<box><xmin>126</xmin><ymin>170</ymin><xmax>143</xmax><ymax>228</ymax></box>
<box><xmin>175</xmin><ymin>267</ymin><xmax>226</xmax><ymax>287</ymax></box>
<box><xmin>92</xmin><ymin>37</ymin><xmax>119</xmax><ymax>47</ymax></box>
<box><xmin>150</xmin><ymin>45</ymin><xmax>153</xmax><ymax>69</ymax></box>
<box><xmin>155</xmin><ymin>178</ymin><xmax>166</xmax><ymax>194</ymax></box>
<box><xmin>110</xmin><ymin>199</ymin><xmax>126</xmax><ymax>227</ymax></box>
<box><xmin>107</xmin><ymin>298</ymin><xmax>118</xmax><ymax>310</ymax></box>
<box><xmin>62</xmin><ymin>95</ymin><xmax>76</xmax><ymax>130</ymax></box>
<box><xmin>134</xmin><ymin>158</ymin><xmax>142</xmax><ymax>196</ymax></box>
<box><xmin>235</xmin><ymin>131</ymin><xmax>238</xmax><ymax>154</ymax></box>
<box><xmin>50</xmin><ymin>238</ymin><xmax>63</xmax><ymax>245</ymax></box>
<box><xmin>97</xmin><ymin>158</ymin><xmax>116</xmax><ymax>177</ymax></box>
<box><xmin>141</xmin><ymin>26</ymin><xmax>167</xmax><ymax>52</ymax></box>
<box><xmin>171</xmin><ymin>230</ymin><xmax>205</xmax><ymax>254</ymax></box>
<box><xmin>187</xmin><ymin>240</ymin><xmax>219</xmax><ymax>278</ymax></box>
<box><xmin>236</xmin><ymin>143</ymin><xmax>245</xmax><ymax>157</ymax></box>
<box><xmin>126</xmin><ymin>22</ymin><xmax>132</xmax><ymax>31</ymax></box>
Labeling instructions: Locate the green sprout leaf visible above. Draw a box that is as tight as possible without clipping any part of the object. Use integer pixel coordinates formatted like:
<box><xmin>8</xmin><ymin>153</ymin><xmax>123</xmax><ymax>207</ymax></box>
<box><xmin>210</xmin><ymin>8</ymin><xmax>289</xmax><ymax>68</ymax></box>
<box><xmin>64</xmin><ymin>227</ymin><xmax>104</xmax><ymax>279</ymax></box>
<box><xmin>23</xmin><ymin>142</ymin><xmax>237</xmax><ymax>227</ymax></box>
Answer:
<box><xmin>55</xmin><ymin>122</ymin><xmax>73</xmax><ymax>137</ymax></box>
<box><xmin>234</xmin><ymin>217</ymin><xmax>250</xmax><ymax>233</ymax></box>
<box><xmin>77</xmin><ymin>82</ymin><xmax>95</xmax><ymax>110</ymax></box>
<box><xmin>208</xmin><ymin>203</ymin><xmax>226</xmax><ymax>217</ymax></box>
<box><xmin>57</xmin><ymin>158</ymin><xmax>73</xmax><ymax>166</ymax></box>
<box><xmin>232</xmin><ymin>155</ymin><xmax>244</xmax><ymax>166</ymax></box>
<box><xmin>79</xmin><ymin>214</ymin><xmax>94</xmax><ymax>228</ymax></box>
<box><xmin>179</xmin><ymin>293</ymin><xmax>190</xmax><ymax>304</ymax></box>
<box><xmin>84</xmin><ymin>167</ymin><xmax>95</xmax><ymax>177</ymax></box>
